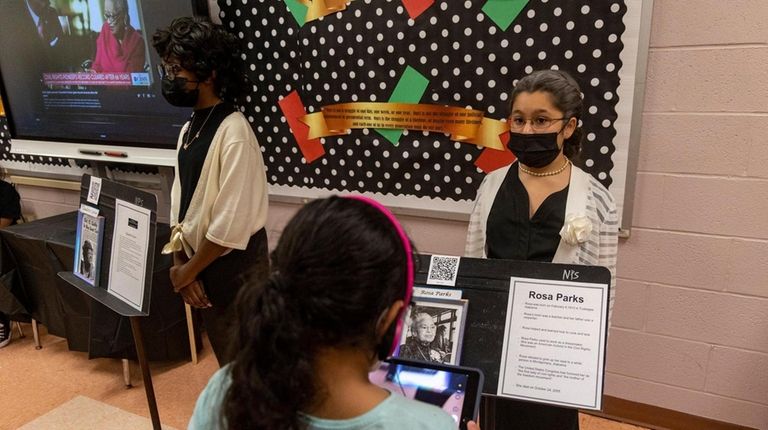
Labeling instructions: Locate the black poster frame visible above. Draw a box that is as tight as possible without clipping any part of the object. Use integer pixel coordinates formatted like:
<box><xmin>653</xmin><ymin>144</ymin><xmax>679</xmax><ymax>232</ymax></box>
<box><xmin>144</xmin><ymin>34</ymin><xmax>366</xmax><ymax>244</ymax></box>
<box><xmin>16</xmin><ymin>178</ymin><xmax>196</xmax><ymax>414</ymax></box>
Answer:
<box><xmin>59</xmin><ymin>174</ymin><xmax>162</xmax><ymax>429</ymax></box>
<box><xmin>414</xmin><ymin>254</ymin><xmax>611</xmax><ymax>399</ymax></box>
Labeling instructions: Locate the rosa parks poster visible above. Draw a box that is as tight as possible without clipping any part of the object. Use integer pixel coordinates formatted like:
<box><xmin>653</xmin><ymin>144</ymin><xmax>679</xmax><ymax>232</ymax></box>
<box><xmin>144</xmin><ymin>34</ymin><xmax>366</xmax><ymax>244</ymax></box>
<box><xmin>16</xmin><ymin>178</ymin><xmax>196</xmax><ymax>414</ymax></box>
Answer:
<box><xmin>73</xmin><ymin>209</ymin><xmax>105</xmax><ymax>286</ymax></box>
<box><xmin>396</xmin><ymin>298</ymin><xmax>468</xmax><ymax>365</ymax></box>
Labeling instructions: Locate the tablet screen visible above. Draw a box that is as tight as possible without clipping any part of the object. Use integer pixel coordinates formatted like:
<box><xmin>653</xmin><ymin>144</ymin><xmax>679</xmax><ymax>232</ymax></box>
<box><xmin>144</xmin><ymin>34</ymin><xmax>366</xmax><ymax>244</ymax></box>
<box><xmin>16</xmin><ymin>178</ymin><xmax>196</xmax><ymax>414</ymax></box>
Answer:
<box><xmin>369</xmin><ymin>361</ymin><xmax>468</xmax><ymax>426</ymax></box>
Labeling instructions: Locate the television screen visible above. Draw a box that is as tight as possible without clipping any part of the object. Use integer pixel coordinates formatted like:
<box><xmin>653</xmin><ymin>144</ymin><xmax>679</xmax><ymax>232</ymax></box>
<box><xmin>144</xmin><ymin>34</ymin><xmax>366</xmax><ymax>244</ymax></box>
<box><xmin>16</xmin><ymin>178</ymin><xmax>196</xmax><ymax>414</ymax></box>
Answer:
<box><xmin>0</xmin><ymin>0</ymin><xmax>202</xmax><ymax>150</ymax></box>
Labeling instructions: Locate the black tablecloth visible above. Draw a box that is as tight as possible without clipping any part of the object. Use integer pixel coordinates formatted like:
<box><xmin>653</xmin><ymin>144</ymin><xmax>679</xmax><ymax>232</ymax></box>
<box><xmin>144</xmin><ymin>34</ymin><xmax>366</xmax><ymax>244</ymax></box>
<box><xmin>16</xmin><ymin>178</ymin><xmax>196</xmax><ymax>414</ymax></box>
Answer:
<box><xmin>0</xmin><ymin>212</ymin><xmax>191</xmax><ymax>361</ymax></box>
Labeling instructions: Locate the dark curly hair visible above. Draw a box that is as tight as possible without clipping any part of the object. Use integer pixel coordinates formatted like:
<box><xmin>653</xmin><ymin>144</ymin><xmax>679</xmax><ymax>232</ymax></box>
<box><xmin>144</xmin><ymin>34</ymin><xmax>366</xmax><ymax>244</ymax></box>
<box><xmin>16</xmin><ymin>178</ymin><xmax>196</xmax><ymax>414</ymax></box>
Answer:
<box><xmin>152</xmin><ymin>17</ymin><xmax>245</xmax><ymax>104</ymax></box>
<box><xmin>222</xmin><ymin>196</ymin><xmax>413</xmax><ymax>429</ymax></box>
<box><xmin>510</xmin><ymin>69</ymin><xmax>584</xmax><ymax>161</ymax></box>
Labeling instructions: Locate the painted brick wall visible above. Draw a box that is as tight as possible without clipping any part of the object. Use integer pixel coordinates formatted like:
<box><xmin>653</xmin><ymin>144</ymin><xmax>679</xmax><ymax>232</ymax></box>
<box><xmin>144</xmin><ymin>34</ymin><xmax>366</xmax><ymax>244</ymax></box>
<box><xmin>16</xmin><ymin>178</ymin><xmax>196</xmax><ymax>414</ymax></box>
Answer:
<box><xmin>604</xmin><ymin>1</ymin><xmax>768</xmax><ymax>427</ymax></box>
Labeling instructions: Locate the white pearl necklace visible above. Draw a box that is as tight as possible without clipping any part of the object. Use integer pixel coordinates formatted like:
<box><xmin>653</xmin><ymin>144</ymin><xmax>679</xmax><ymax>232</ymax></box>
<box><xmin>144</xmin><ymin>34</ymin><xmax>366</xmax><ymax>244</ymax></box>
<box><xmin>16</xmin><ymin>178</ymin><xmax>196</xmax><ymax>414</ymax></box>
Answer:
<box><xmin>519</xmin><ymin>159</ymin><xmax>571</xmax><ymax>177</ymax></box>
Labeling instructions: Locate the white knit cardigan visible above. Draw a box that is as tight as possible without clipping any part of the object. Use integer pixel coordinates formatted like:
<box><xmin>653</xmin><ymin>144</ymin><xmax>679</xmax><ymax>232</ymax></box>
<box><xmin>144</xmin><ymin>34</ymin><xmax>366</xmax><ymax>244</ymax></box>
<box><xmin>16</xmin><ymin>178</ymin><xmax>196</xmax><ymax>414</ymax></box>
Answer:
<box><xmin>167</xmin><ymin>111</ymin><xmax>269</xmax><ymax>258</ymax></box>
<box><xmin>465</xmin><ymin>163</ymin><xmax>619</xmax><ymax>317</ymax></box>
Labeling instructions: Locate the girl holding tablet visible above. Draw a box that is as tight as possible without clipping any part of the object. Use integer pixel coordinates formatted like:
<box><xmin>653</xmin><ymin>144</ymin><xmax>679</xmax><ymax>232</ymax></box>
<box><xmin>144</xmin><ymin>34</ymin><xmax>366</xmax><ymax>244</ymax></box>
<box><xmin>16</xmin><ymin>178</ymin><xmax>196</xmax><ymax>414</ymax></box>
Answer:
<box><xmin>190</xmin><ymin>196</ymin><xmax>480</xmax><ymax>429</ymax></box>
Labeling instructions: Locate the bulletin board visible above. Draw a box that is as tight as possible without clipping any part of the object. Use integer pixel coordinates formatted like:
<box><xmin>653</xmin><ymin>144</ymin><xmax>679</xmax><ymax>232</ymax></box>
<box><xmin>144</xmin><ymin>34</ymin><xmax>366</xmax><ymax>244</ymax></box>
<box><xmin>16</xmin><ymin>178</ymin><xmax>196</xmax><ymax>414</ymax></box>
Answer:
<box><xmin>216</xmin><ymin>0</ymin><xmax>650</xmax><ymax>225</ymax></box>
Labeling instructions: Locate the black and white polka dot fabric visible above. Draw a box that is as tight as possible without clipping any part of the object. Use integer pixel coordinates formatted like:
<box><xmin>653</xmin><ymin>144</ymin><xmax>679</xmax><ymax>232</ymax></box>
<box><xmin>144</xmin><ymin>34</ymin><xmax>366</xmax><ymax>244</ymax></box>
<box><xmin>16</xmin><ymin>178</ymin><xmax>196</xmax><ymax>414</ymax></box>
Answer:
<box><xmin>220</xmin><ymin>0</ymin><xmax>627</xmax><ymax>200</ymax></box>
<box><xmin>0</xmin><ymin>117</ymin><xmax>68</xmax><ymax>165</ymax></box>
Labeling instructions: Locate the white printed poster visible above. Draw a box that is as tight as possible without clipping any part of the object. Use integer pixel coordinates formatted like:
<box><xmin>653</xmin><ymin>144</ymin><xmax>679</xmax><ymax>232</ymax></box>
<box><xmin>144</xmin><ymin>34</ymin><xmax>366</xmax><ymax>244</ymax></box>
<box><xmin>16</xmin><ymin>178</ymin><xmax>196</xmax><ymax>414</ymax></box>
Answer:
<box><xmin>107</xmin><ymin>199</ymin><xmax>151</xmax><ymax>311</ymax></box>
<box><xmin>497</xmin><ymin>277</ymin><xmax>609</xmax><ymax>410</ymax></box>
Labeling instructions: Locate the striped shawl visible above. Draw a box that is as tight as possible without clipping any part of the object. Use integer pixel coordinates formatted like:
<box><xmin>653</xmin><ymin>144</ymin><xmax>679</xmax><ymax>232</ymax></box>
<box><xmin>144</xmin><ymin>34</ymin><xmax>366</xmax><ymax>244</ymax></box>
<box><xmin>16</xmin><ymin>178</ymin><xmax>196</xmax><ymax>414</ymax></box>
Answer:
<box><xmin>465</xmin><ymin>163</ymin><xmax>619</xmax><ymax>318</ymax></box>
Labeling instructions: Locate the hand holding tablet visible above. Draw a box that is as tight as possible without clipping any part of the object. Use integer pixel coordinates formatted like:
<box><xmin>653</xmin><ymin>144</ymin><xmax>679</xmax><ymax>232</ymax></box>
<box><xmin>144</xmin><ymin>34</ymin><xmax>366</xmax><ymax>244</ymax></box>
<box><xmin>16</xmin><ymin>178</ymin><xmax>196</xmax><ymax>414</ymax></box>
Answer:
<box><xmin>371</xmin><ymin>358</ymin><xmax>484</xmax><ymax>430</ymax></box>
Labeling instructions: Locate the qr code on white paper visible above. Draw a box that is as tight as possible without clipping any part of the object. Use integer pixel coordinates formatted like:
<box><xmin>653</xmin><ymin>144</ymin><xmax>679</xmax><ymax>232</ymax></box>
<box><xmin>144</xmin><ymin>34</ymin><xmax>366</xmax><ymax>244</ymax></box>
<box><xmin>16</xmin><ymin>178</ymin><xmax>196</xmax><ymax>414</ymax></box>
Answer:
<box><xmin>427</xmin><ymin>255</ymin><xmax>461</xmax><ymax>287</ymax></box>
<box><xmin>87</xmin><ymin>176</ymin><xmax>102</xmax><ymax>205</ymax></box>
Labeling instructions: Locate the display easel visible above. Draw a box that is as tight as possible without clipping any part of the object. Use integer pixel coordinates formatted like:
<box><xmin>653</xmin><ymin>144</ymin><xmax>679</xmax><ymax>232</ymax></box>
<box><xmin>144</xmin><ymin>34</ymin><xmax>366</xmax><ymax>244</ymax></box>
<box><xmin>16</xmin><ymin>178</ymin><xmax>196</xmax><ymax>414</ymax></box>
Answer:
<box><xmin>58</xmin><ymin>174</ymin><xmax>161</xmax><ymax>430</ymax></box>
<box><xmin>415</xmin><ymin>254</ymin><xmax>611</xmax><ymax>430</ymax></box>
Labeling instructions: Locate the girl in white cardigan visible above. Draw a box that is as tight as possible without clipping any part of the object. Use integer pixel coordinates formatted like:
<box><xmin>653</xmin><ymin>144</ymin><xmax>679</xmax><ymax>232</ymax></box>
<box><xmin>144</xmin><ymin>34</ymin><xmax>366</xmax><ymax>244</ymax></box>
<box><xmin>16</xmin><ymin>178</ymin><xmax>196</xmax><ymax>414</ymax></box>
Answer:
<box><xmin>465</xmin><ymin>69</ymin><xmax>618</xmax><ymax>430</ymax></box>
<box><xmin>153</xmin><ymin>18</ymin><xmax>269</xmax><ymax>365</ymax></box>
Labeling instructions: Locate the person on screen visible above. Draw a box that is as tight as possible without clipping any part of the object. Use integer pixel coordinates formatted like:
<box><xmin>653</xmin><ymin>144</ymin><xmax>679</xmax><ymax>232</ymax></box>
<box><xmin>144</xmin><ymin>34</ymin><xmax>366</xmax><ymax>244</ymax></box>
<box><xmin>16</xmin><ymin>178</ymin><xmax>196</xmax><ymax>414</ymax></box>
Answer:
<box><xmin>24</xmin><ymin>0</ymin><xmax>64</xmax><ymax>47</ymax></box>
<box><xmin>79</xmin><ymin>240</ymin><xmax>95</xmax><ymax>281</ymax></box>
<box><xmin>399</xmin><ymin>311</ymin><xmax>448</xmax><ymax>363</ymax></box>
<box><xmin>0</xmin><ymin>1</ymin><xmax>74</xmax><ymax>127</ymax></box>
<box><xmin>90</xmin><ymin>0</ymin><xmax>145</xmax><ymax>73</ymax></box>
<box><xmin>465</xmin><ymin>69</ymin><xmax>619</xmax><ymax>430</ymax></box>
<box><xmin>153</xmin><ymin>17</ymin><xmax>269</xmax><ymax>365</ymax></box>
<box><xmin>188</xmin><ymin>196</ymin><xmax>480</xmax><ymax>430</ymax></box>
<box><xmin>2</xmin><ymin>0</ymin><xmax>65</xmax><ymax>81</ymax></box>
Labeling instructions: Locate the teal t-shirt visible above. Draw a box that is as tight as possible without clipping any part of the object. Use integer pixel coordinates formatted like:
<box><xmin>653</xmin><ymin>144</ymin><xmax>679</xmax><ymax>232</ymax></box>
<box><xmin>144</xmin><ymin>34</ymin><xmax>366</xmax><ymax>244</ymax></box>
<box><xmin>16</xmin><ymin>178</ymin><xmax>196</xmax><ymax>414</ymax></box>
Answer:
<box><xmin>189</xmin><ymin>366</ymin><xmax>457</xmax><ymax>430</ymax></box>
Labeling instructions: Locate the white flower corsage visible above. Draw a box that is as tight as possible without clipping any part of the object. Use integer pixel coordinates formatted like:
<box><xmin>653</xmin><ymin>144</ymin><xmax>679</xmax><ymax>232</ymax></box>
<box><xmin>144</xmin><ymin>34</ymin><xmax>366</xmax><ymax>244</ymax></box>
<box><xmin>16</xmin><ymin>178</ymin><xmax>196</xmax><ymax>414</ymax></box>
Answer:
<box><xmin>559</xmin><ymin>214</ymin><xmax>593</xmax><ymax>246</ymax></box>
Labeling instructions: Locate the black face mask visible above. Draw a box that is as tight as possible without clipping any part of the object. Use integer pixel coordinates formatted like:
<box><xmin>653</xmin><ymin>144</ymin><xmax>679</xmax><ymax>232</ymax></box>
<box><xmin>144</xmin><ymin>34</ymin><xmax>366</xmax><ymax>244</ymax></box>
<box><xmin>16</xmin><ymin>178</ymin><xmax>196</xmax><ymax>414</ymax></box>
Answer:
<box><xmin>507</xmin><ymin>132</ymin><xmax>563</xmax><ymax>168</ymax></box>
<box><xmin>161</xmin><ymin>76</ymin><xmax>199</xmax><ymax>107</ymax></box>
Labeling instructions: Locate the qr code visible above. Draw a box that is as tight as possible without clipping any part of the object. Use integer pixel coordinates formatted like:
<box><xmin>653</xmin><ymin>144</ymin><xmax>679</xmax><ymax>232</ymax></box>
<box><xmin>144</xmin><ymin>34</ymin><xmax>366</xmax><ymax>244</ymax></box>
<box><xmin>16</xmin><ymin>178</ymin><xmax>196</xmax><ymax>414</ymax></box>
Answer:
<box><xmin>427</xmin><ymin>255</ymin><xmax>460</xmax><ymax>286</ymax></box>
<box><xmin>87</xmin><ymin>176</ymin><xmax>102</xmax><ymax>205</ymax></box>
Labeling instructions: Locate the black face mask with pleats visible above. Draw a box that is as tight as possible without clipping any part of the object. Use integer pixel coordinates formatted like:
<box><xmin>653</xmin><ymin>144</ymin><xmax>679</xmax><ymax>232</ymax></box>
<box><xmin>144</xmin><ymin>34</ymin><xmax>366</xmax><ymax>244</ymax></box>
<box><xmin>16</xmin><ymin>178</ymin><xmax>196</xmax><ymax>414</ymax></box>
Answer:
<box><xmin>161</xmin><ymin>76</ymin><xmax>200</xmax><ymax>107</ymax></box>
<box><xmin>507</xmin><ymin>132</ymin><xmax>562</xmax><ymax>168</ymax></box>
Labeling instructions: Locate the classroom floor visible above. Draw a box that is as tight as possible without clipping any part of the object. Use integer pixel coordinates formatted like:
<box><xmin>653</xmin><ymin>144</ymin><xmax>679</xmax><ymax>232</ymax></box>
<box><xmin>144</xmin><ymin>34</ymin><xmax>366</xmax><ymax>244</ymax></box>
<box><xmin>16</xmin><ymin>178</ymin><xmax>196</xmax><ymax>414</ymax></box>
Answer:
<box><xmin>1</xmin><ymin>323</ymin><xmax>649</xmax><ymax>430</ymax></box>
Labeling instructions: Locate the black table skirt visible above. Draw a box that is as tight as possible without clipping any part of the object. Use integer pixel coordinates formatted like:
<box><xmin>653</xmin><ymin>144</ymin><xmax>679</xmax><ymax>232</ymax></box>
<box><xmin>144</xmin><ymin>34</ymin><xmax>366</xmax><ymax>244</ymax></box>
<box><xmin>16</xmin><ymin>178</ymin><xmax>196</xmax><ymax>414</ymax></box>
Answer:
<box><xmin>0</xmin><ymin>212</ymin><xmax>191</xmax><ymax>361</ymax></box>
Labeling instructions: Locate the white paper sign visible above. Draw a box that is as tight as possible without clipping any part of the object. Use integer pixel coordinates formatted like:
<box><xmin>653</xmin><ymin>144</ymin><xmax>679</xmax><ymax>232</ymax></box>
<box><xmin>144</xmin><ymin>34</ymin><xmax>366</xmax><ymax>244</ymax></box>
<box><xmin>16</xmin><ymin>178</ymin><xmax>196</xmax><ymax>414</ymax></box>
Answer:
<box><xmin>413</xmin><ymin>286</ymin><xmax>463</xmax><ymax>300</ymax></box>
<box><xmin>497</xmin><ymin>277</ymin><xmax>609</xmax><ymax>410</ymax></box>
<box><xmin>107</xmin><ymin>199</ymin><xmax>151</xmax><ymax>311</ymax></box>
<box><xmin>79</xmin><ymin>203</ymin><xmax>100</xmax><ymax>218</ymax></box>
<box><xmin>87</xmin><ymin>176</ymin><xmax>102</xmax><ymax>205</ymax></box>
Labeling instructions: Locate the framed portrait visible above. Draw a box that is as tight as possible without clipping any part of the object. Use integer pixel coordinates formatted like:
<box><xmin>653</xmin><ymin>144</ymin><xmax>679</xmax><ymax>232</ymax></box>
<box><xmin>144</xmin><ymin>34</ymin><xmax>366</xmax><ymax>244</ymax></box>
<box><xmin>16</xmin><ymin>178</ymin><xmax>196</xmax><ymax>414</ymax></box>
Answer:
<box><xmin>396</xmin><ymin>297</ymin><xmax>469</xmax><ymax>366</ymax></box>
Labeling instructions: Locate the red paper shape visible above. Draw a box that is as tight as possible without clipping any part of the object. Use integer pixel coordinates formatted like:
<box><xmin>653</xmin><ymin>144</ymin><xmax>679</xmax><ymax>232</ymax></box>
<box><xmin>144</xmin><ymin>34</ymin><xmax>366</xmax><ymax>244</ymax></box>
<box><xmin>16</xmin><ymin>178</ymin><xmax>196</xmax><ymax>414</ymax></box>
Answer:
<box><xmin>474</xmin><ymin>132</ymin><xmax>516</xmax><ymax>173</ymax></box>
<box><xmin>278</xmin><ymin>90</ymin><xmax>325</xmax><ymax>164</ymax></box>
<box><xmin>402</xmin><ymin>0</ymin><xmax>434</xmax><ymax>20</ymax></box>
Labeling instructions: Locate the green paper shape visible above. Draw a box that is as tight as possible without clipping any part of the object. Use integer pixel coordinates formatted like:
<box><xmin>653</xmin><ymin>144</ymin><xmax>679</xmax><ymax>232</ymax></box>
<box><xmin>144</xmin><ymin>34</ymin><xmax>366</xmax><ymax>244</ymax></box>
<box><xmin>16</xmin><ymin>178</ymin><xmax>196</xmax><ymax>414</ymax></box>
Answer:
<box><xmin>482</xmin><ymin>0</ymin><xmax>529</xmax><ymax>31</ymax></box>
<box><xmin>377</xmin><ymin>66</ymin><xmax>429</xmax><ymax>146</ymax></box>
<box><xmin>284</xmin><ymin>0</ymin><xmax>307</xmax><ymax>27</ymax></box>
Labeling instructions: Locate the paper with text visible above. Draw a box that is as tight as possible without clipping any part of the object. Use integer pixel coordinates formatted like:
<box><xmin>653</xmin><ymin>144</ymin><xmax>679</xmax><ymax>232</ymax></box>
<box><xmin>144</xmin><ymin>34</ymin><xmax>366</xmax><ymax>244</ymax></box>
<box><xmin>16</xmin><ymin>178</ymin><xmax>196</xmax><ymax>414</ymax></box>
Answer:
<box><xmin>497</xmin><ymin>277</ymin><xmax>609</xmax><ymax>410</ymax></box>
<box><xmin>107</xmin><ymin>199</ymin><xmax>151</xmax><ymax>311</ymax></box>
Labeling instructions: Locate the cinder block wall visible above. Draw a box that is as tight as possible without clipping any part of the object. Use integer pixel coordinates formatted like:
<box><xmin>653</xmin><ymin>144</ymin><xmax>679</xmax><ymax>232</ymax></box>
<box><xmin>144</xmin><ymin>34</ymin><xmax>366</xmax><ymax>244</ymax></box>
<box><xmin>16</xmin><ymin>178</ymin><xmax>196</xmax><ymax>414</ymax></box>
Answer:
<box><xmin>8</xmin><ymin>0</ymin><xmax>768</xmax><ymax>427</ymax></box>
<box><xmin>603</xmin><ymin>0</ymin><xmax>768</xmax><ymax>427</ymax></box>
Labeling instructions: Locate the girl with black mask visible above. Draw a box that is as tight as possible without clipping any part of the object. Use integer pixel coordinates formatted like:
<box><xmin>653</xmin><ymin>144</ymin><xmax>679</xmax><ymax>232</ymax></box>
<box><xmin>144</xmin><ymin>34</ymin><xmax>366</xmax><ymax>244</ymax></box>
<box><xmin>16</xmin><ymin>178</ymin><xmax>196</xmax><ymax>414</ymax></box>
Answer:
<box><xmin>465</xmin><ymin>69</ymin><xmax>619</xmax><ymax>429</ymax></box>
<box><xmin>152</xmin><ymin>17</ymin><xmax>269</xmax><ymax>365</ymax></box>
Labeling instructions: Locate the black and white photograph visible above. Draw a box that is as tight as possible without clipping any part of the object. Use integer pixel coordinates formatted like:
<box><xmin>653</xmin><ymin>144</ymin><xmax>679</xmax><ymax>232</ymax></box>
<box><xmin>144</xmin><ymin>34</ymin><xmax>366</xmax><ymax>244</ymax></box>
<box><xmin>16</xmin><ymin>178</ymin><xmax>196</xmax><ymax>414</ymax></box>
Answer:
<box><xmin>73</xmin><ymin>209</ymin><xmax>104</xmax><ymax>287</ymax></box>
<box><xmin>396</xmin><ymin>297</ymin><xmax>468</xmax><ymax>365</ymax></box>
<box><xmin>78</xmin><ymin>239</ymin><xmax>96</xmax><ymax>282</ymax></box>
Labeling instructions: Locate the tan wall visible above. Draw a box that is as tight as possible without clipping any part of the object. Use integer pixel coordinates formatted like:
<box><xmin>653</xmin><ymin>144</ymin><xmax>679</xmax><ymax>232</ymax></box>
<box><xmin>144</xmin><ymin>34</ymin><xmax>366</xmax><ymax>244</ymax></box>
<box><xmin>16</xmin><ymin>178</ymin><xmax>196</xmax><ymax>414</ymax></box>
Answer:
<box><xmin>11</xmin><ymin>0</ymin><xmax>768</xmax><ymax>427</ymax></box>
<box><xmin>603</xmin><ymin>1</ymin><xmax>768</xmax><ymax>427</ymax></box>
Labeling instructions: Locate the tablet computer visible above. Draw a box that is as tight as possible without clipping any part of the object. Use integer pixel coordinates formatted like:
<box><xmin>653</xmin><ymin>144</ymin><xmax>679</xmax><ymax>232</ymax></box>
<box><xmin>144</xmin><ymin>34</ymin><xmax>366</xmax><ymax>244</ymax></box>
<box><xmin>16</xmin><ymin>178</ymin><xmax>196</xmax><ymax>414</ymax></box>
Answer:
<box><xmin>370</xmin><ymin>358</ymin><xmax>484</xmax><ymax>430</ymax></box>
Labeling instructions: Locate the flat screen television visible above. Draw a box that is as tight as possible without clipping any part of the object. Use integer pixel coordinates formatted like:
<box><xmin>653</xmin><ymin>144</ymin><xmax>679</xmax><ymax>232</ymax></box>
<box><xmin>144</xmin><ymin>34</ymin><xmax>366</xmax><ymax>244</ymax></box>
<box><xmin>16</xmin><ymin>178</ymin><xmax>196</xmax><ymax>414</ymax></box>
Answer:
<box><xmin>0</xmin><ymin>0</ymin><xmax>209</xmax><ymax>166</ymax></box>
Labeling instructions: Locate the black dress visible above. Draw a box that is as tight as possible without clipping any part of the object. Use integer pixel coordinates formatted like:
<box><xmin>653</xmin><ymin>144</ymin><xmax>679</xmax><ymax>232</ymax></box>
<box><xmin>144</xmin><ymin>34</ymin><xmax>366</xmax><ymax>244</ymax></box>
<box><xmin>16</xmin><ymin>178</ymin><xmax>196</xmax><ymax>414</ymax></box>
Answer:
<box><xmin>0</xmin><ymin>179</ymin><xmax>21</xmax><ymax>330</ymax></box>
<box><xmin>177</xmin><ymin>104</ymin><xmax>269</xmax><ymax>365</ymax></box>
<box><xmin>0</xmin><ymin>180</ymin><xmax>21</xmax><ymax>224</ymax></box>
<box><xmin>484</xmin><ymin>163</ymin><xmax>579</xmax><ymax>430</ymax></box>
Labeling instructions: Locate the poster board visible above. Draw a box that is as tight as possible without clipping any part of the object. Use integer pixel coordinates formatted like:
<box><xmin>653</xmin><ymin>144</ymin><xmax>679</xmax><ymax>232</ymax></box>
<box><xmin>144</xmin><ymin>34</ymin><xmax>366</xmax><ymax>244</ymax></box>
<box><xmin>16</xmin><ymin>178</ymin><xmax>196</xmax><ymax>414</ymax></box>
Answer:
<box><xmin>60</xmin><ymin>174</ymin><xmax>158</xmax><ymax>316</ymax></box>
<box><xmin>415</xmin><ymin>253</ymin><xmax>611</xmax><ymax>408</ymax></box>
<box><xmin>214</xmin><ymin>0</ymin><xmax>651</xmax><ymax>227</ymax></box>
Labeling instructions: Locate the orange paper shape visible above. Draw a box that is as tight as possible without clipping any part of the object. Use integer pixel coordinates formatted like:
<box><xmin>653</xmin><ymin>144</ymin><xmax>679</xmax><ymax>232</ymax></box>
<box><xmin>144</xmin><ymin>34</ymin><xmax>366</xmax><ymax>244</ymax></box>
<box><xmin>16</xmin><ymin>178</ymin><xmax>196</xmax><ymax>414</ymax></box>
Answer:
<box><xmin>402</xmin><ymin>0</ymin><xmax>435</xmax><ymax>19</ymax></box>
<box><xmin>278</xmin><ymin>91</ymin><xmax>326</xmax><ymax>164</ymax></box>
<box><xmin>474</xmin><ymin>131</ymin><xmax>516</xmax><ymax>173</ymax></box>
